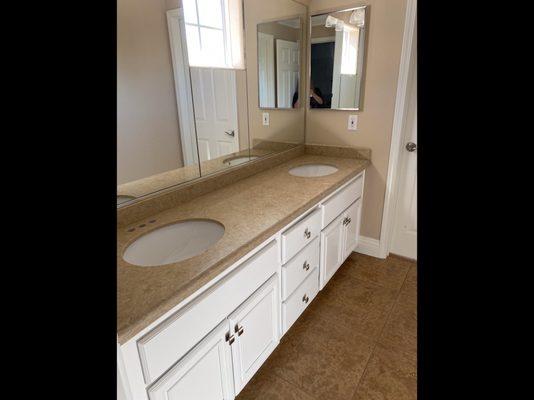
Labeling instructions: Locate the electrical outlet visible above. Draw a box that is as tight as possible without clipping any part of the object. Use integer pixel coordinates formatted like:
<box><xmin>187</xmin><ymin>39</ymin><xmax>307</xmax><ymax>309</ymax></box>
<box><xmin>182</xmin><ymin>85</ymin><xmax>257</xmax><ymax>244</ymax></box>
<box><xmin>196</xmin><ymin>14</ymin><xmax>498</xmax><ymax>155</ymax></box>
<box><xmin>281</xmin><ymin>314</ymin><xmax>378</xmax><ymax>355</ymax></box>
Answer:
<box><xmin>348</xmin><ymin>115</ymin><xmax>358</xmax><ymax>131</ymax></box>
<box><xmin>262</xmin><ymin>112</ymin><xmax>270</xmax><ymax>126</ymax></box>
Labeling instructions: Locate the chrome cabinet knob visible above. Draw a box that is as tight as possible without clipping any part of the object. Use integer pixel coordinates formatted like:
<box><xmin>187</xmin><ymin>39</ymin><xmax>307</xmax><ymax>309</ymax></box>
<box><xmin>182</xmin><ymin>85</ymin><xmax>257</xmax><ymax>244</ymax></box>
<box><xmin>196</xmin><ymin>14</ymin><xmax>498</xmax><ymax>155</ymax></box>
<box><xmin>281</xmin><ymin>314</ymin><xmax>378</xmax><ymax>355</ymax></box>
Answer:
<box><xmin>235</xmin><ymin>324</ymin><xmax>244</xmax><ymax>336</ymax></box>
<box><xmin>406</xmin><ymin>142</ymin><xmax>417</xmax><ymax>152</ymax></box>
<box><xmin>304</xmin><ymin>228</ymin><xmax>311</xmax><ymax>239</ymax></box>
<box><xmin>302</xmin><ymin>294</ymin><xmax>309</xmax><ymax>303</ymax></box>
<box><xmin>303</xmin><ymin>261</ymin><xmax>310</xmax><ymax>271</ymax></box>
<box><xmin>225</xmin><ymin>130</ymin><xmax>235</xmax><ymax>137</ymax></box>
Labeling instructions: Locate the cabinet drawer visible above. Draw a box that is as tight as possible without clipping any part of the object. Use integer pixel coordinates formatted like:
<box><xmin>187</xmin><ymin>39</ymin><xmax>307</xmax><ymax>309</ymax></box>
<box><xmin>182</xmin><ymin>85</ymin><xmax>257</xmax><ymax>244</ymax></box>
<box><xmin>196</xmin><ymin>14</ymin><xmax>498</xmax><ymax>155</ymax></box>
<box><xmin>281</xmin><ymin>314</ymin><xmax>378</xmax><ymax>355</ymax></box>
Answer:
<box><xmin>281</xmin><ymin>237</ymin><xmax>319</xmax><ymax>300</ymax></box>
<box><xmin>282</xmin><ymin>267</ymin><xmax>319</xmax><ymax>334</ymax></box>
<box><xmin>281</xmin><ymin>209</ymin><xmax>321</xmax><ymax>263</ymax></box>
<box><xmin>137</xmin><ymin>240</ymin><xmax>279</xmax><ymax>385</ymax></box>
<box><xmin>321</xmin><ymin>175</ymin><xmax>363</xmax><ymax>229</ymax></box>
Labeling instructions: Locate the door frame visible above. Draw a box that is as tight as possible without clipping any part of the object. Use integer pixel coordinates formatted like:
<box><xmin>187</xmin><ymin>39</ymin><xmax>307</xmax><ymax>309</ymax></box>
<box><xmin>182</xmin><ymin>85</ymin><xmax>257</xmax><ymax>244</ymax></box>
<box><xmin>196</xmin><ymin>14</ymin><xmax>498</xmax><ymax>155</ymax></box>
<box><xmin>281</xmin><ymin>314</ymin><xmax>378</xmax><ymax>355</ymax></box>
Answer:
<box><xmin>378</xmin><ymin>0</ymin><xmax>417</xmax><ymax>259</ymax></box>
<box><xmin>166</xmin><ymin>8</ymin><xmax>199</xmax><ymax>166</ymax></box>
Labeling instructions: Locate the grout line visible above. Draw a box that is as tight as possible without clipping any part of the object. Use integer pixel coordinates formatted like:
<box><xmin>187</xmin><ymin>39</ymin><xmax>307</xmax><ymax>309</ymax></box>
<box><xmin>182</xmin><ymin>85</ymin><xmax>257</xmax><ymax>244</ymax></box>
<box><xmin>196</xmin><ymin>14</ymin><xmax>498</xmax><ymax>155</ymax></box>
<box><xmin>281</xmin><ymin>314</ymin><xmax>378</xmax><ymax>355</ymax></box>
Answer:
<box><xmin>347</xmin><ymin>261</ymin><xmax>414</xmax><ymax>399</ymax></box>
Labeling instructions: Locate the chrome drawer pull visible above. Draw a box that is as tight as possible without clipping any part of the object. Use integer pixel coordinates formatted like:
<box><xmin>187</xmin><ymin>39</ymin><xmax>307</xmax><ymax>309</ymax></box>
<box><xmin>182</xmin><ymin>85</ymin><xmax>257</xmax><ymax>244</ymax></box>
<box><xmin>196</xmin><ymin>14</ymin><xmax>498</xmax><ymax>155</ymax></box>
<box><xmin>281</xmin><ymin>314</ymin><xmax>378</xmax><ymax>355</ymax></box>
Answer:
<box><xmin>302</xmin><ymin>294</ymin><xmax>309</xmax><ymax>303</ymax></box>
<box><xmin>303</xmin><ymin>261</ymin><xmax>310</xmax><ymax>271</ymax></box>
<box><xmin>304</xmin><ymin>228</ymin><xmax>311</xmax><ymax>239</ymax></box>
<box><xmin>225</xmin><ymin>332</ymin><xmax>235</xmax><ymax>345</ymax></box>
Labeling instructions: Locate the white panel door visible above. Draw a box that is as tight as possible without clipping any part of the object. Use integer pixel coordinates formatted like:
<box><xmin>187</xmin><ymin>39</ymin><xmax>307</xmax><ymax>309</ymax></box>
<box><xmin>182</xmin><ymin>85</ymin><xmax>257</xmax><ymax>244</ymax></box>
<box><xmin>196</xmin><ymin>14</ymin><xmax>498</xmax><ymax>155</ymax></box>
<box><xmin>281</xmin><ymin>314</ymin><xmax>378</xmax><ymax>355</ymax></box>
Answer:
<box><xmin>320</xmin><ymin>213</ymin><xmax>345</xmax><ymax>289</ymax></box>
<box><xmin>276</xmin><ymin>39</ymin><xmax>299</xmax><ymax>108</ymax></box>
<box><xmin>147</xmin><ymin>320</ymin><xmax>234</xmax><ymax>400</ymax></box>
<box><xmin>228</xmin><ymin>275</ymin><xmax>280</xmax><ymax>395</ymax></box>
<box><xmin>258</xmin><ymin>32</ymin><xmax>275</xmax><ymax>108</ymax></box>
<box><xmin>343</xmin><ymin>198</ymin><xmax>362</xmax><ymax>260</ymax></box>
<box><xmin>391</xmin><ymin>27</ymin><xmax>417</xmax><ymax>260</ymax></box>
<box><xmin>190</xmin><ymin>67</ymin><xmax>239</xmax><ymax>162</ymax></box>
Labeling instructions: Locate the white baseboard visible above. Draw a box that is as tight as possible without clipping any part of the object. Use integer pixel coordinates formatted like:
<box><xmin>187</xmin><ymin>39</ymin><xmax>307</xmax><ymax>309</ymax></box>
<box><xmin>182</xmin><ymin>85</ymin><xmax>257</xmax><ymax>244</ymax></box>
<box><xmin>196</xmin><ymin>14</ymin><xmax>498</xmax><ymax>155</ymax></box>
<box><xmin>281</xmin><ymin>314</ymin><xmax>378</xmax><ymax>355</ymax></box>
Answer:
<box><xmin>354</xmin><ymin>236</ymin><xmax>384</xmax><ymax>259</ymax></box>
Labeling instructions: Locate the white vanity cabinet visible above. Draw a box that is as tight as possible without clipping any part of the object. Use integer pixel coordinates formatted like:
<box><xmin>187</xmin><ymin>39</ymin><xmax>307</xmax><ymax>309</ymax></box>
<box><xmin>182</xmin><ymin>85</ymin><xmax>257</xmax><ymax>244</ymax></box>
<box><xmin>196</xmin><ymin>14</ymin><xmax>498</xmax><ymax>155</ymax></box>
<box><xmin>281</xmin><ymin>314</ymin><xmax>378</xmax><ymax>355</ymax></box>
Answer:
<box><xmin>118</xmin><ymin>171</ymin><xmax>366</xmax><ymax>400</ymax></box>
<box><xmin>148</xmin><ymin>276</ymin><xmax>279</xmax><ymax>400</ymax></box>
<box><xmin>147</xmin><ymin>321</ymin><xmax>235</xmax><ymax>400</ymax></box>
<box><xmin>320</xmin><ymin>197</ymin><xmax>362</xmax><ymax>289</ymax></box>
<box><xmin>228</xmin><ymin>275</ymin><xmax>279</xmax><ymax>395</ymax></box>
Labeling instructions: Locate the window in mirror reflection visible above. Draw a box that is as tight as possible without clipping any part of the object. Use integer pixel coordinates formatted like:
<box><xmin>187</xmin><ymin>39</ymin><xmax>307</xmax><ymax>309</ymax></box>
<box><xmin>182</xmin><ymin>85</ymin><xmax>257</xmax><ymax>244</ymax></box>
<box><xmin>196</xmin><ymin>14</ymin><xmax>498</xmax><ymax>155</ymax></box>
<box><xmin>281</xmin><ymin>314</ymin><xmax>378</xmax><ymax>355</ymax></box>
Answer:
<box><xmin>257</xmin><ymin>18</ymin><xmax>301</xmax><ymax>109</ymax></box>
<box><xmin>310</xmin><ymin>6</ymin><xmax>367</xmax><ymax>110</ymax></box>
<box><xmin>183</xmin><ymin>0</ymin><xmax>244</xmax><ymax>69</ymax></box>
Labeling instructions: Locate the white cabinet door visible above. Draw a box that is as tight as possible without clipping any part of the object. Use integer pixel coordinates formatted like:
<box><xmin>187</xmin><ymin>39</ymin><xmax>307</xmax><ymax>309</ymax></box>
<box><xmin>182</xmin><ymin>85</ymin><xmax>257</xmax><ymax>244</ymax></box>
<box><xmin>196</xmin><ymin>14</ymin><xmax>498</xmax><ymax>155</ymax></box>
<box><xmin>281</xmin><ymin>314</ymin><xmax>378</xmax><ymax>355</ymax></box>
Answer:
<box><xmin>343</xmin><ymin>198</ymin><xmax>362</xmax><ymax>260</ymax></box>
<box><xmin>228</xmin><ymin>275</ymin><xmax>280</xmax><ymax>395</ymax></box>
<box><xmin>320</xmin><ymin>213</ymin><xmax>345</xmax><ymax>289</ymax></box>
<box><xmin>147</xmin><ymin>321</ymin><xmax>234</xmax><ymax>400</ymax></box>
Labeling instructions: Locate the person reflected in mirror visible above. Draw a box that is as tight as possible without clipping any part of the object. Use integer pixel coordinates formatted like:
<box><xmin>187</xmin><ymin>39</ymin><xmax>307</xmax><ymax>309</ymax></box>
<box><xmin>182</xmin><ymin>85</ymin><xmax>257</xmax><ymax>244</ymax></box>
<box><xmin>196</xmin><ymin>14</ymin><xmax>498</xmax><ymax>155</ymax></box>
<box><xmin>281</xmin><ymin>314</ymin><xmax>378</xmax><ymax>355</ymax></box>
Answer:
<box><xmin>309</xmin><ymin>79</ymin><xmax>324</xmax><ymax>108</ymax></box>
<box><xmin>292</xmin><ymin>79</ymin><xmax>324</xmax><ymax>108</ymax></box>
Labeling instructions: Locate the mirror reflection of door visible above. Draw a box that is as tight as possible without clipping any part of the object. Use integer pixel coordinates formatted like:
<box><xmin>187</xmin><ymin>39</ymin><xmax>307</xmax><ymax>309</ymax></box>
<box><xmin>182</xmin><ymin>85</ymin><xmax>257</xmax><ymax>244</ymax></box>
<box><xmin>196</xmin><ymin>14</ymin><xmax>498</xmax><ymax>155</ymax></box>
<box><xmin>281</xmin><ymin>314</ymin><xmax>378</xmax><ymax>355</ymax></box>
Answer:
<box><xmin>276</xmin><ymin>39</ymin><xmax>299</xmax><ymax>108</ymax></box>
<box><xmin>167</xmin><ymin>8</ymin><xmax>239</xmax><ymax>163</ymax></box>
<box><xmin>190</xmin><ymin>68</ymin><xmax>239</xmax><ymax>162</ymax></box>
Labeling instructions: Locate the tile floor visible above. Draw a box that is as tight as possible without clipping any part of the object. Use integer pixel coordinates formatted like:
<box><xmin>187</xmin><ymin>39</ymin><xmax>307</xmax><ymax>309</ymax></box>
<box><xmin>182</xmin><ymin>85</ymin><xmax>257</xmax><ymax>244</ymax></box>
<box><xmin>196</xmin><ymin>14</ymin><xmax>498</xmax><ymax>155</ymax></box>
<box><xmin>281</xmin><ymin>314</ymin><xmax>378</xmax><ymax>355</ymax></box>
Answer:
<box><xmin>236</xmin><ymin>253</ymin><xmax>417</xmax><ymax>400</ymax></box>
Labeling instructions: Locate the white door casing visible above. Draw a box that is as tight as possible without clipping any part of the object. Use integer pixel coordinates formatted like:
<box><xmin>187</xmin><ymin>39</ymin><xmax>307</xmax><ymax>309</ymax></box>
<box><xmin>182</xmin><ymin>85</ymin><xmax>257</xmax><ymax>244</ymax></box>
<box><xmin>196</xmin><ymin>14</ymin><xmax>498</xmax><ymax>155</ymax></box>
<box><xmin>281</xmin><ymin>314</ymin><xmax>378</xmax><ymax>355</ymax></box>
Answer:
<box><xmin>276</xmin><ymin>39</ymin><xmax>299</xmax><ymax>108</ymax></box>
<box><xmin>390</xmin><ymin>28</ymin><xmax>417</xmax><ymax>260</ymax></box>
<box><xmin>258</xmin><ymin>32</ymin><xmax>275</xmax><ymax>108</ymax></box>
<box><xmin>190</xmin><ymin>67</ymin><xmax>239</xmax><ymax>162</ymax></box>
<box><xmin>377</xmin><ymin>0</ymin><xmax>417</xmax><ymax>259</ymax></box>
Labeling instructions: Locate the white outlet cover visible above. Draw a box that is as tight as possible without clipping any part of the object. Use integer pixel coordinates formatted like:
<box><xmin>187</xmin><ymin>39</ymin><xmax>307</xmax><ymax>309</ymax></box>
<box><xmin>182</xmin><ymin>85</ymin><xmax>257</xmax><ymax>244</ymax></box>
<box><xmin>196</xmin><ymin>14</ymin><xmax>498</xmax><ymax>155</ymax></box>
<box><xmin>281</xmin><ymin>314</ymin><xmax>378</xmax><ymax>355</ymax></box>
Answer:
<box><xmin>348</xmin><ymin>115</ymin><xmax>358</xmax><ymax>130</ymax></box>
<box><xmin>262</xmin><ymin>112</ymin><xmax>270</xmax><ymax>126</ymax></box>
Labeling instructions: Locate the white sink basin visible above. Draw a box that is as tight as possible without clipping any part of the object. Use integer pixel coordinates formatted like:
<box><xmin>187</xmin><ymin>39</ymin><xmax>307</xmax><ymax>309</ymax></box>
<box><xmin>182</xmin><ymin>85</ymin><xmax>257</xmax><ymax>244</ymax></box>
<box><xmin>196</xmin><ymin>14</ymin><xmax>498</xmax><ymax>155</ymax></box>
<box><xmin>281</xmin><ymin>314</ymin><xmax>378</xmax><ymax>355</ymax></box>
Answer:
<box><xmin>289</xmin><ymin>164</ymin><xmax>338</xmax><ymax>177</ymax></box>
<box><xmin>123</xmin><ymin>220</ymin><xmax>225</xmax><ymax>267</ymax></box>
<box><xmin>224</xmin><ymin>155</ymin><xmax>259</xmax><ymax>166</ymax></box>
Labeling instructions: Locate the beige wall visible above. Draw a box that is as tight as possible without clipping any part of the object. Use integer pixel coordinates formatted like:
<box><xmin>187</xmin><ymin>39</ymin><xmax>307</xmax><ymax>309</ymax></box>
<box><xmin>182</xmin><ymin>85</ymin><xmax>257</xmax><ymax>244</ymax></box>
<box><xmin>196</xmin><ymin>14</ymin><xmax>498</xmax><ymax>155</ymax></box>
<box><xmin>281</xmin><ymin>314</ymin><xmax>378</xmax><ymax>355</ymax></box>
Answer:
<box><xmin>244</xmin><ymin>0</ymin><xmax>307</xmax><ymax>145</ymax></box>
<box><xmin>258</xmin><ymin>20</ymin><xmax>300</xmax><ymax>42</ymax></box>
<box><xmin>307</xmin><ymin>0</ymin><xmax>407</xmax><ymax>239</ymax></box>
<box><xmin>117</xmin><ymin>0</ymin><xmax>184</xmax><ymax>185</ymax></box>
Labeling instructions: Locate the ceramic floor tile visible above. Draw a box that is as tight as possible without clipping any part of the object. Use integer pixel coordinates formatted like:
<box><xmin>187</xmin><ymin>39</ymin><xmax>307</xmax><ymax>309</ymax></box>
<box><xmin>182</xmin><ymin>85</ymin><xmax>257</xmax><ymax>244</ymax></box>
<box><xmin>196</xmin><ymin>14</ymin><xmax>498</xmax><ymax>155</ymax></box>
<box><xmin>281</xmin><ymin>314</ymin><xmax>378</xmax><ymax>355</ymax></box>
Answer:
<box><xmin>263</xmin><ymin>314</ymin><xmax>375</xmax><ymax>400</ymax></box>
<box><xmin>345</xmin><ymin>253</ymin><xmax>413</xmax><ymax>291</ymax></box>
<box><xmin>378</xmin><ymin>300</ymin><xmax>417</xmax><ymax>355</ymax></box>
<box><xmin>352</xmin><ymin>345</ymin><xmax>417</xmax><ymax>400</ymax></box>
<box><xmin>237</xmin><ymin>255</ymin><xmax>417</xmax><ymax>400</ymax></box>
<box><xmin>308</xmin><ymin>272</ymin><xmax>399</xmax><ymax>339</ymax></box>
<box><xmin>236</xmin><ymin>368</ymin><xmax>317</xmax><ymax>400</ymax></box>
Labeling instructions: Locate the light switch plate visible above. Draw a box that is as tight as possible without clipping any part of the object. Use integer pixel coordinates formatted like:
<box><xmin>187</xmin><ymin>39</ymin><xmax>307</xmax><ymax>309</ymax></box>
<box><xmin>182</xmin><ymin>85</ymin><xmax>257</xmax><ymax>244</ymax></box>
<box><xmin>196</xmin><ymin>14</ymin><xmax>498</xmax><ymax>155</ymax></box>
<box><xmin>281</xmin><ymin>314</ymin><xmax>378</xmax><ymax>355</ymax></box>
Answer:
<box><xmin>262</xmin><ymin>112</ymin><xmax>270</xmax><ymax>126</ymax></box>
<box><xmin>348</xmin><ymin>115</ymin><xmax>358</xmax><ymax>130</ymax></box>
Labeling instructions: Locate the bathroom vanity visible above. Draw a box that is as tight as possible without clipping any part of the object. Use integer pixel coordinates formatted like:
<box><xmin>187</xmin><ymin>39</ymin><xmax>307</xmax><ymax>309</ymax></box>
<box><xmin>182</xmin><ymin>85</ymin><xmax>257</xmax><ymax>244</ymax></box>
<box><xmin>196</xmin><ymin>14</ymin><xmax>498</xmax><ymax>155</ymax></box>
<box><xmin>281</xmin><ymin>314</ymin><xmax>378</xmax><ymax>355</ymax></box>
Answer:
<box><xmin>117</xmin><ymin>152</ymin><xmax>368</xmax><ymax>400</ymax></box>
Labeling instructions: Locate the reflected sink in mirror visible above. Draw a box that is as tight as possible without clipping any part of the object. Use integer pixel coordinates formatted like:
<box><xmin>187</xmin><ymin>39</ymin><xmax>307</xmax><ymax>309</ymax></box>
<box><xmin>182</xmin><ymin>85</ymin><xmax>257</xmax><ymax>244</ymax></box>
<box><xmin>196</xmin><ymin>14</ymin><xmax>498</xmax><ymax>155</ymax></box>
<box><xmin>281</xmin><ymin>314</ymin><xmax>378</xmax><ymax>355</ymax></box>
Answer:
<box><xmin>117</xmin><ymin>195</ymin><xmax>136</xmax><ymax>205</ymax></box>
<box><xmin>224</xmin><ymin>155</ymin><xmax>259</xmax><ymax>167</ymax></box>
<box><xmin>289</xmin><ymin>164</ymin><xmax>338</xmax><ymax>177</ymax></box>
<box><xmin>123</xmin><ymin>220</ymin><xmax>225</xmax><ymax>267</ymax></box>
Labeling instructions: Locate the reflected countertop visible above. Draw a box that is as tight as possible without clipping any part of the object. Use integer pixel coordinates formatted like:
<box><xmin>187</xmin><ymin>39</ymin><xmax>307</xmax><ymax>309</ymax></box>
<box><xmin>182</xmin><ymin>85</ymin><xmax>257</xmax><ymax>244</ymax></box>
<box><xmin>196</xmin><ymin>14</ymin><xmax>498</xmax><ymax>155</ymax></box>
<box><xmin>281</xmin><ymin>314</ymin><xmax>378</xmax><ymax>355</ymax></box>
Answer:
<box><xmin>117</xmin><ymin>153</ymin><xmax>370</xmax><ymax>344</ymax></box>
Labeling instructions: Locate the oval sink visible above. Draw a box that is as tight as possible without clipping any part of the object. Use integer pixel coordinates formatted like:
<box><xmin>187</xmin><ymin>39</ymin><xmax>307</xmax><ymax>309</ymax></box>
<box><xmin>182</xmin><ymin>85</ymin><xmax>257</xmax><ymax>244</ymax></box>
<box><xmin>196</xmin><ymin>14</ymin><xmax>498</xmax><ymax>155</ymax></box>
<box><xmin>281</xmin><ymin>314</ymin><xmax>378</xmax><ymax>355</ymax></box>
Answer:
<box><xmin>123</xmin><ymin>220</ymin><xmax>225</xmax><ymax>267</ymax></box>
<box><xmin>289</xmin><ymin>164</ymin><xmax>338</xmax><ymax>177</ymax></box>
<box><xmin>224</xmin><ymin>155</ymin><xmax>259</xmax><ymax>166</ymax></box>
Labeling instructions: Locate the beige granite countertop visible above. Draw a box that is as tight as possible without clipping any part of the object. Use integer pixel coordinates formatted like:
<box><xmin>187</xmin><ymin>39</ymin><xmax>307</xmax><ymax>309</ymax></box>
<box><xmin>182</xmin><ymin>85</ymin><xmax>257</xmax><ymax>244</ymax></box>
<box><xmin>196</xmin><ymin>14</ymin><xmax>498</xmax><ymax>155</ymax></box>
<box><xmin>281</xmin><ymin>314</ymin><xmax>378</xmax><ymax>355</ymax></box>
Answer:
<box><xmin>117</xmin><ymin>153</ymin><xmax>370</xmax><ymax>343</ymax></box>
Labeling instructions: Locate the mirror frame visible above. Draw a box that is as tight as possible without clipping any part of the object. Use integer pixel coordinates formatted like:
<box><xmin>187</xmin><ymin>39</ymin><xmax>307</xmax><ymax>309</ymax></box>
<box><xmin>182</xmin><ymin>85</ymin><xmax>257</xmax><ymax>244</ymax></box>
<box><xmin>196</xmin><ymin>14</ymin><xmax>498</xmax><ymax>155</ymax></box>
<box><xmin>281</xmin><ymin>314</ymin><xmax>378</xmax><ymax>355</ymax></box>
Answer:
<box><xmin>256</xmin><ymin>14</ymin><xmax>305</xmax><ymax>111</ymax></box>
<box><xmin>307</xmin><ymin>4</ymin><xmax>369</xmax><ymax>112</ymax></box>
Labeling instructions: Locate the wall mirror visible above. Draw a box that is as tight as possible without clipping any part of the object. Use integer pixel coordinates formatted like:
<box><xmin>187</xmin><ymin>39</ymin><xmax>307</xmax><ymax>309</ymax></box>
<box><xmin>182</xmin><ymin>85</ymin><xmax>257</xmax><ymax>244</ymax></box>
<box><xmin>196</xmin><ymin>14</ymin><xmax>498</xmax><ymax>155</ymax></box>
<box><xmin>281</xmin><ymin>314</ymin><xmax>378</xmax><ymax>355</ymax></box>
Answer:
<box><xmin>309</xmin><ymin>6</ymin><xmax>368</xmax><ymax>110</ymax></box>
<box><xmin>257</xmin><ymin>17</ymin><xmax>302</xmax><ymax>109</ymax></box>
<box><xmin>245</xmin><ymin>0</ymin><xmax>307</xmax><ymax>156</ymax></box>
<box><xmin>117</xmin><ymin>0</ymin><xmax>306</xmax><ymax>208</ymax></box>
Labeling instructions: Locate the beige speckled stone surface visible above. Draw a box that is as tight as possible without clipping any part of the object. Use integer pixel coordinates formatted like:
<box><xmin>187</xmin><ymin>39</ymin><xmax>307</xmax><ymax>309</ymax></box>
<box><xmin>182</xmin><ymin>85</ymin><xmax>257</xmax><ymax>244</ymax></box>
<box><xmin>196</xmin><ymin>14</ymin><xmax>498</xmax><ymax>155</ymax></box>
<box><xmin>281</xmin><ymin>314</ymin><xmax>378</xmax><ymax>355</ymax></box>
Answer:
<box><xmin>117</xmin><ymin>145</ymin><xmax>305</xmax><ymax>227</ymax></box>
<box><xmin>117</xmin><ymin>153</ymin><xmax>369</xmax><ymax>344</ymax></box>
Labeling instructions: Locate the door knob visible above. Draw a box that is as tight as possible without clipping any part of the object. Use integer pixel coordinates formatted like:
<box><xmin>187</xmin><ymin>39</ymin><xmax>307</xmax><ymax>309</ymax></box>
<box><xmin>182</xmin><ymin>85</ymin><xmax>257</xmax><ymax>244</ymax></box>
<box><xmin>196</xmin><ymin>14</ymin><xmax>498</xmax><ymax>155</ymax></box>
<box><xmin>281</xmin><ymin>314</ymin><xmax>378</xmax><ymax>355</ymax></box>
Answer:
<box><xmin>225</xmin><ymin>130</ymin><xmax>235</xmax><ymax>137</ymax></box>
<box><xmin>406</xmin><ymin>142</ymin><xmax>417</xmax><ymax>152</ymax></box>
